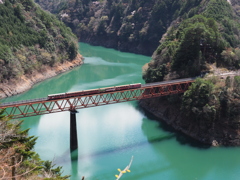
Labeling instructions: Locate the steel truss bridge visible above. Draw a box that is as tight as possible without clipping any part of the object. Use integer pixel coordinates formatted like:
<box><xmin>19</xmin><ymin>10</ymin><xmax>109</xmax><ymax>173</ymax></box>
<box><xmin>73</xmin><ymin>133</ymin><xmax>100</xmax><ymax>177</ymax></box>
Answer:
<box><xmin>0</xmin><ymin>78</ymin><xmax>195</xmax><ymax>150</ymax></box>
<box><xmin>0</xmin><ymin>78</ymin><xmax>195</xmax><ymax>119</ymax></box>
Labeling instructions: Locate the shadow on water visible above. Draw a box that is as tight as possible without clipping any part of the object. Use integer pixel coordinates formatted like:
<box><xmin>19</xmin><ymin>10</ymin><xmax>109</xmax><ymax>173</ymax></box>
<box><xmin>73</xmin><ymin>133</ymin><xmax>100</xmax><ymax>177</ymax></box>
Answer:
<box><xmin>136</xmin><ymin>103</ymin><xmax>211</xmax><ymax>149</ymax></box>
<box><xmin>79</xmin><ymin>134</ymin><xmax>174</xmax><ymax>160</ymax></box>
<box><xmin>70</xmin><ymin>149</ymin><xmax>78</xmax><ymax>178</ymax></box>
<box><xmin>55</xmin><ymin>134</ymin><xmax>175</xmax><ymax>166</ymax></box>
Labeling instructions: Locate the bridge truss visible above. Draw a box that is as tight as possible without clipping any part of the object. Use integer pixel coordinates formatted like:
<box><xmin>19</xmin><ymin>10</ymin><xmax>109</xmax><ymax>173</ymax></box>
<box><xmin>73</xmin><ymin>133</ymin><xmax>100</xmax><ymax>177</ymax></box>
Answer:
<box><xmin>0</xmin><ymin>79</ymin><xmax>194</xmax><ymax>119</ymax></box>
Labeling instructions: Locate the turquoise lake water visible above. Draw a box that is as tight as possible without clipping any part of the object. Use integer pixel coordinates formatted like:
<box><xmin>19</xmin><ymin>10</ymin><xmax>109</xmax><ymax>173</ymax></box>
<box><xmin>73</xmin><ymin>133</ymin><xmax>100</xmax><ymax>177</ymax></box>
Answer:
<box><xmin>2</xmin><ymin>43</ymin><xmax>240</xmax><ymax>180</ymax></box>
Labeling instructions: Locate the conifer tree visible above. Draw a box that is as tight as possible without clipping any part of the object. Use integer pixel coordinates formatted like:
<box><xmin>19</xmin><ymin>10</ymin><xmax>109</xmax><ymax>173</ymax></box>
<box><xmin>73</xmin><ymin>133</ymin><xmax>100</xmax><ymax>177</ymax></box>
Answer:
<box><xmin>0</xmin><ymin>109</ymin><xmax>70</xmax><ymax>179</ymax></box>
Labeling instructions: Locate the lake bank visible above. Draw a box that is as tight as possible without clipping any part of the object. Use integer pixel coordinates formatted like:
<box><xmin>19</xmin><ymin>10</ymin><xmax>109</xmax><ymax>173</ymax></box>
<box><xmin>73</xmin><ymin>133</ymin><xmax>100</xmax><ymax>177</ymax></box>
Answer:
<box><xmin>0</xmin><ymin>53</ymin><xmax>83</xmax><ymax>99</ymax></box>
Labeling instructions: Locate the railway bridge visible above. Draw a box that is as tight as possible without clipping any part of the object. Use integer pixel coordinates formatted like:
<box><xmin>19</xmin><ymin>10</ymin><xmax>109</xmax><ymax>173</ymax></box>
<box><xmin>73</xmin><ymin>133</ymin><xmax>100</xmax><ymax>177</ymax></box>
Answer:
<box><xmin>0</xmin><ymin>78</ymin><xmax>195</xmax><ymax>150</ymax></box>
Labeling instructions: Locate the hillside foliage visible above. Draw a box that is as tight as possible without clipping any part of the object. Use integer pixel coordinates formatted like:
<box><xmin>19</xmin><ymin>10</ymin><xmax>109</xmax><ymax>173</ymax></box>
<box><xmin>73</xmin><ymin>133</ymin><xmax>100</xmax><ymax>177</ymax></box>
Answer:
<box><xmin>181</xmin><ymin>76</ymin><xmax>240</xmax><ymax>132</ymax></box>
<box><xmin>0</xmin><ymin>0</ymin><xmax>78</xmax><ymax>83</ymax></box>
<box><xmin>0</xmin><ymin>109</ymin><xmax>70</xmax><ymax>179</ymax></box>
<box><xmin>143</xmin><ymin>0</ymin><xmax>240</xmax><ymax>82</ymax></box>
<box><xmin>36</xmin><ymin>0</ymin><xmax>206</xmax><ymax>55</ymax></box>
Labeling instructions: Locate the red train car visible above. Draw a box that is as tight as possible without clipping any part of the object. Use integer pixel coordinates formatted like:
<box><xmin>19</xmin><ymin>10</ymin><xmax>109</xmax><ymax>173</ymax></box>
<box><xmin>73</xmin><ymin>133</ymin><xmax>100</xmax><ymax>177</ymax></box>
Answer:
<box><xmin>47</xmin><ymin>83</ymin><xmax>141</xmax><ymax>100</ymax></box>
<box><xmin>130</xmin><ymin>83</ymin><xmax>141</xmax><ymax>89</ymax></box>
<box><xmin>73</xmin><ymin>89</ymin><xmax>99</xmax><ymax>96</ymax></box>
<box><xmin>48</xmin><ymin>93</ymin><xmax>66</xmax><ymax>100</ymax></box>
<box><xmin>114</xmin><ymin>83</ymin><xmax>141</xmax><ymax>91</ymax></box>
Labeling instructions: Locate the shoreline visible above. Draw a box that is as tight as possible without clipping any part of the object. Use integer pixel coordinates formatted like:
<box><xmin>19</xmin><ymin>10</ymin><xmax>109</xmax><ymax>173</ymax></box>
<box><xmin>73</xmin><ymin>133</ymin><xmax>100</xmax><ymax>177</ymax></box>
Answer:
<box><xmin>0</xmin><ymin>53</ymin><xmax>84</xmax><ymax>99</ymax></box>
<box><xmin>139</xmin><ymin>97</ymin><xmax>240</xmax><ymax>147</ymax></box>
<box><xmin>138</xmin><ymin>99</ymin><xmax>214</xmax><ymax>146</ymax></box>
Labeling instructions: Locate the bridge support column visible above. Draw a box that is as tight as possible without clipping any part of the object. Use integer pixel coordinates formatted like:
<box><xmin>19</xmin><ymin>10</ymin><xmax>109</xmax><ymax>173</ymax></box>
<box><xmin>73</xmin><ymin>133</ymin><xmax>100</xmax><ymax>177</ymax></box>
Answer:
<box><xmin>70</xmin><ymin>109</ymin><xmax>78</xmax><ymax>151</ymax></box>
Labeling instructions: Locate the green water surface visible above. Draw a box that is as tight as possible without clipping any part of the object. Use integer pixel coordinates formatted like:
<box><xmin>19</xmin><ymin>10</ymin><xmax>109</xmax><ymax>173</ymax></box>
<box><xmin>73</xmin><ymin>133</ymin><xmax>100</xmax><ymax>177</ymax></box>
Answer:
<box><xmin>2</xmin><ymin>43</ymin><xmax>240</xmax><ymax>180</ymax></box>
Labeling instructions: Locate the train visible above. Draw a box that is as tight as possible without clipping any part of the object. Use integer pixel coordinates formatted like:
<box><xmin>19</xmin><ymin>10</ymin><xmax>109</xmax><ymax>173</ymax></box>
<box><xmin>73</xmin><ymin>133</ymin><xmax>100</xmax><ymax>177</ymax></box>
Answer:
<box><xmin>47</xmin><ymin>83</ymin><xmax>141</xmax><ymax>100</ymax></box>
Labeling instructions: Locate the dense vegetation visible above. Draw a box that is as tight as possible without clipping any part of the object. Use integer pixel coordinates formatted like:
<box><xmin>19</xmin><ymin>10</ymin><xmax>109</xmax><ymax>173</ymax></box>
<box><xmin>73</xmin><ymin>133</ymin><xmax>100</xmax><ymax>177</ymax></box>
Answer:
<box><xmin>0</xmin><ymin>0</ymin><xmax>78</xmax><ymax>83</ymax></box>
<box><xmin>0</xmin><ymin>109</ymin><xmax>70</xmax><ymax>179</ymax></box>
<box><xmin>143</xmin><ymin>0</ymin><xmax>240</xmax><ymax>82</ymax></box>
<box><xmin>35</xmin><ymin>0</ymin><xmax>208</xmax><ymax>55</ymax></box>
<box><xmin>141</xmin><ymin>0</ymin><xmax>240</xmax><ymax>124</ymax></box>
<box><xmin>181</xmin><ymin>76</ymin><xmax>240</xmax><ymax>124</ymax></box>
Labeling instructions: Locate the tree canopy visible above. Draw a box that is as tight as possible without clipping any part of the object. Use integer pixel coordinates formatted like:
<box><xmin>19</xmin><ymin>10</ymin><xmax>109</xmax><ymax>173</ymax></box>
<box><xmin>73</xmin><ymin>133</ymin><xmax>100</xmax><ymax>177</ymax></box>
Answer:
<box><xmin>0</xmin><ymin>0</ymin><xmax>78</xmax><ymax>83</ymax></box>
<box><xmin>0</xmin><ymin>109</ymin><xmax>70</xmax><ymax>179</ymax></box>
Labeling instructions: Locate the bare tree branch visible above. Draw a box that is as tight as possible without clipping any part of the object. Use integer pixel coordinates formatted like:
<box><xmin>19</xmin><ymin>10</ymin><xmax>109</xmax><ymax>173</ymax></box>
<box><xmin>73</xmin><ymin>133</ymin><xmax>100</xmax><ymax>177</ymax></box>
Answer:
<box><xmin>0</xmin><ymin>166</ymin><xmax>38</xmax><ymax>179</ymax></box>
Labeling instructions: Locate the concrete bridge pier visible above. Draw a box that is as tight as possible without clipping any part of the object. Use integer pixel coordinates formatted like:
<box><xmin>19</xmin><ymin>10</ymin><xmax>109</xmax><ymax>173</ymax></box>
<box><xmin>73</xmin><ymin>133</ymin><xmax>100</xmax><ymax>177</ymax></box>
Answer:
<box><xmin>70</xmin><ymin>109</ymin><xmax>78</xmax><ymax>151</ymax></box>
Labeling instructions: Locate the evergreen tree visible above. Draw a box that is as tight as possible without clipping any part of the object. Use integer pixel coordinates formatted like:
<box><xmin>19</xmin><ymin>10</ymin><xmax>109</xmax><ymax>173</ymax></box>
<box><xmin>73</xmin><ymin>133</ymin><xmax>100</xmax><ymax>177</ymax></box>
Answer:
<box><xmin>0</xmin><ymin>109</ymin><xmax>70</xmax><ymax>179</ymax></box>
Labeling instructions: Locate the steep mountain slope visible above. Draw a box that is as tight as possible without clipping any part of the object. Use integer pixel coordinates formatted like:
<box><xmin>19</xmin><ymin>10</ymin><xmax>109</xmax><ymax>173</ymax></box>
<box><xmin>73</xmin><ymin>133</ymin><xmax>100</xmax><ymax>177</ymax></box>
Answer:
<box><xmin>144</xmin><ymin>1</ymin><xmax>240</xmax><ymax>81</ymax></box>
<box><xmin>0</xmin><ymin>0</ymin><xmax>82</xmax><ymax>98</ymax></box>
<box><xmin>36</xmin><ymin>0</ymin><xmax>208</xmax><ymax>56</ymax></box>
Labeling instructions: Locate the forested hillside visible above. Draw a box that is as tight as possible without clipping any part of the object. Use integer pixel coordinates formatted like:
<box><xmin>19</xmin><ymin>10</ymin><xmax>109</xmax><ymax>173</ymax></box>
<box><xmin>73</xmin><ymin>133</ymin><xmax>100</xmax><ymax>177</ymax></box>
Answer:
<box><xmin>36</xmin><ymin>0</ymin><xmax>209</xmax><ymax>55</ymax></box>
<box><xmin>231</xmin><ymin>0</ymin><xmax>240</xmax><ymax>16</ymax></box>
<box><xmin>0</xmin><ymin>0</ymin><xmax>79</xmax><ymax>84</ymax></box>
<box><xmin>144</xmin><ymin>0</ymin><xmax>240</xmax><ymax>81</ymax></box>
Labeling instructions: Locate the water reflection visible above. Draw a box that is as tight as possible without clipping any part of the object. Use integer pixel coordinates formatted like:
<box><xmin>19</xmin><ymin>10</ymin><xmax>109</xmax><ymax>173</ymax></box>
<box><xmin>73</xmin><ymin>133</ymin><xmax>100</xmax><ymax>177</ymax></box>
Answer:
<box><xmin>70</xmin><ymin>149</ymin><xmax>78</xmax><ymax>178</ymax></box>
<box><xmin>79</xmin><ymin>43</ymin><xmax>149</xmax><ymax>64</ymax></box>
<box><xmin>36</xmin><ymin>112</ymin><xmax>69</xmax><ymax>159</ymax></box>
<box><xmin>84</xmin><ymin>57</ymin><xmax>139</xmax><ymax>68</ymax></box>
<box><xmin>76</xmin><ymin>103</ymin><xmax>144</xmax><ymax>155</ymax></box>
<box><xmin>139</xmin><ymin>105</ymin><xmax>240</xmax><ymax>180</ymax></box>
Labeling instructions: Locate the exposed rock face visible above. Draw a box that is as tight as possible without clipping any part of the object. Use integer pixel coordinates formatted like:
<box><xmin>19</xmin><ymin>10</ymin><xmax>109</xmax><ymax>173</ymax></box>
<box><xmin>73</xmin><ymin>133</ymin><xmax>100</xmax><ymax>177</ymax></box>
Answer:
<box><xmin>0</xmin><ymin>53</ymin><xmax>83</xmax><ymax>99</ymax></box>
